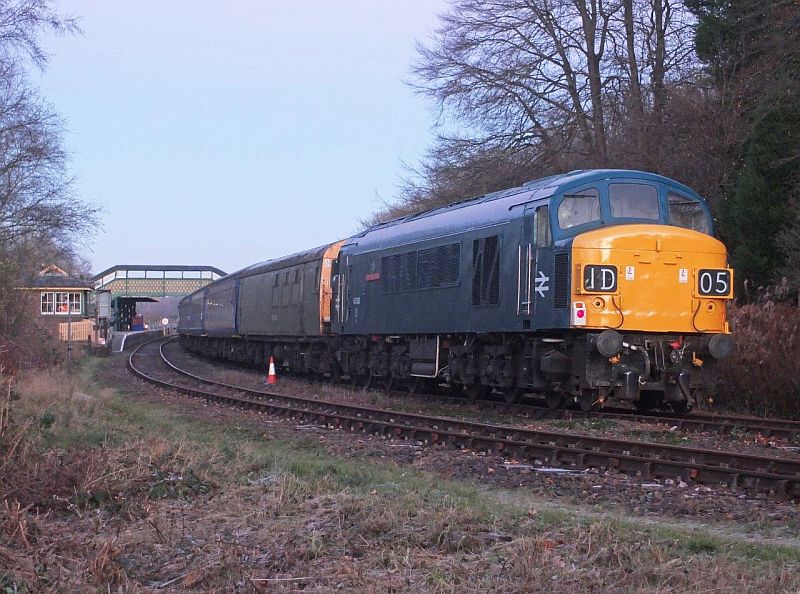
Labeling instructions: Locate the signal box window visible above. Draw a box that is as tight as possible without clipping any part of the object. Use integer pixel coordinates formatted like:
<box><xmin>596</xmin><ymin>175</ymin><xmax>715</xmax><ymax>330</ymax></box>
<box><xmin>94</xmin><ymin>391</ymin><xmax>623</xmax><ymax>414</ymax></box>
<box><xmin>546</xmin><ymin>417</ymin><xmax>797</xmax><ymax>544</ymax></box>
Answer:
<box><xmin>668</xmin><ymin>192</ymin><xmax>710</xmax><ymax>234</ymax></box>
<box><xmin>609</xmin><ymin>183</ymin><xmax>659</xmax><ymax>220</ymax></box>
<box><xmin>558</xmin><ymin>188</ymin><xmax>600</xmax><ymax>229</ymax></box>
<box><xmin>40</xmin><ymin>291</ymin><xmax>81</xmax><ymax>315</ymax></box>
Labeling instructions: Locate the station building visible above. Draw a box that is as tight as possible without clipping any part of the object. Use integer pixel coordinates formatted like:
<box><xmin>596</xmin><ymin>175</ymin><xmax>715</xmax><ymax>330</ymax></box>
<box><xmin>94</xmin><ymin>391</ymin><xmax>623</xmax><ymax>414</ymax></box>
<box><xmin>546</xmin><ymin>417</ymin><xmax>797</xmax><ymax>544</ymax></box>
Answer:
<box><xmin>17</xmin><ymin>263</ymin><xmax>226</xmax><ymax>348</ymax></box>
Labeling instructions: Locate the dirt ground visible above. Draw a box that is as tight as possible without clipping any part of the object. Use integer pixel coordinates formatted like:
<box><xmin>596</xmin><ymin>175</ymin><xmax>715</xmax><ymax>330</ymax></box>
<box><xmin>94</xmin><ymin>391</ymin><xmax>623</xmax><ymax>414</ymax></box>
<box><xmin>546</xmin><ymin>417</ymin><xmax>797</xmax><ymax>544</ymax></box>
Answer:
<box><xmin>1</xmin><ymin>354</ymin><xmax>799</xmax><ymax>592</ymax></box>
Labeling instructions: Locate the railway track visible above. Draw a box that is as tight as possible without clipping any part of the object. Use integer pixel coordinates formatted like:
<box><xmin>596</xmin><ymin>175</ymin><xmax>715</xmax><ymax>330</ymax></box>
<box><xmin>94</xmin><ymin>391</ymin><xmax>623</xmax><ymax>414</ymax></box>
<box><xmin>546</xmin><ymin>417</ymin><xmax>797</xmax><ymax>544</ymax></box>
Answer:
<box><xmin>167</xmin><ymin>338</ymin><xmax>800</xmax><ymax>440</ymax></box>
<box><xmin>130</xmin><ymin>338</ymin><xmax>800</xmax><ymax>498</ymax></box>
<box><xmin>446</xmin><ymin>398</ymin><xmax>800</xmax><ymax>440</ymax></box>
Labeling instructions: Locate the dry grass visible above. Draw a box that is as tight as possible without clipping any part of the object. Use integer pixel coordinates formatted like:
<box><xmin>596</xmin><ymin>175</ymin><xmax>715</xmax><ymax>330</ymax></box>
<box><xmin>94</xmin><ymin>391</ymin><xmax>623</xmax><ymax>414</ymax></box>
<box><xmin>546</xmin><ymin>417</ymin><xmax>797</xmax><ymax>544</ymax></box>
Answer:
<box><xmin>0</xmin><ymin>359</ymin><xmax>799</xmax><ymax>592</ymax></box>
<box><xmin>717</xmin><ymin>303</ymin><xmax>800</xmax><ymax>418</ymax></box>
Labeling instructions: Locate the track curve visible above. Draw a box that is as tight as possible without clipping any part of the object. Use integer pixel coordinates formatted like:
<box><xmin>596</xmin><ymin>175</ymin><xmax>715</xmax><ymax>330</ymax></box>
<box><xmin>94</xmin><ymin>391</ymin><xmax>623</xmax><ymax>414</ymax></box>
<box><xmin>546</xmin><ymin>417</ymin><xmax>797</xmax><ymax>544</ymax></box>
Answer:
<box><xmin>128</xmin><ymin>337</ymin><xmax>800</xmax><ymax>499</ymax></box>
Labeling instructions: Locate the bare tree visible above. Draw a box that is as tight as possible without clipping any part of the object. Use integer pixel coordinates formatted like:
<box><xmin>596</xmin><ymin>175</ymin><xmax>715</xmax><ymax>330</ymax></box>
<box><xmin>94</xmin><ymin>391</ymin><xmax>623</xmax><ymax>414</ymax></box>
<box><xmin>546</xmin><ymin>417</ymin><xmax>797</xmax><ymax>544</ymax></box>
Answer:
<box><xmin>370</xmin><ymin>0</ymin><xmax>705</xmax><ymax>223</ymax></box>
<box><xmin>0</xmin><ymin>64</ymin><xmax>95</xmax><ymax>250</ymax></box>
<box><xmin>412</xmin><ymin>0</ymin><xmax>697</xmax><ymax>171</ymax></box>
<box><xmin>0</xmin><ymin>1</ymin><xmax>91</xmax><ymax>265</ymax></box>
<box><xmin>0</xmin><ymin>0</ymin><xmax>78</xmax><ymax>68</ymax></box>
<box><xmin>0</xmin><ymin>1</ymin><xmax>94</xmax><ymax>367</ymax></box>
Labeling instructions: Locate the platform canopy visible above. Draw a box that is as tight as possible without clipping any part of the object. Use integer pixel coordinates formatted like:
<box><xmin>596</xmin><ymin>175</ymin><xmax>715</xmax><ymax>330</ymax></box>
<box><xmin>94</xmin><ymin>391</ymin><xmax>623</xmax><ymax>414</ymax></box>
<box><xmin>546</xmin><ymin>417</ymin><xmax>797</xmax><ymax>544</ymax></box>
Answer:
<box><xmin>92</xmin><ymin>264</ymin><xmax>226</xmax><ymax>298</ymax></box>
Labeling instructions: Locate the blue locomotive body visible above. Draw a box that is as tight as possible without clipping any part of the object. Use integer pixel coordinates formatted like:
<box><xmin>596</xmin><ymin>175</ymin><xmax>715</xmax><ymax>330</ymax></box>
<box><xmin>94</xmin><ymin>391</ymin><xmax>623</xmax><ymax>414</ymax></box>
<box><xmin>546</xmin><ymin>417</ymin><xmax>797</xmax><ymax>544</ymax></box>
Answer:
<box><xmin>179</xmin><ymin>170</ymin><xmax>732</xmax><ymax>412</ymax></box>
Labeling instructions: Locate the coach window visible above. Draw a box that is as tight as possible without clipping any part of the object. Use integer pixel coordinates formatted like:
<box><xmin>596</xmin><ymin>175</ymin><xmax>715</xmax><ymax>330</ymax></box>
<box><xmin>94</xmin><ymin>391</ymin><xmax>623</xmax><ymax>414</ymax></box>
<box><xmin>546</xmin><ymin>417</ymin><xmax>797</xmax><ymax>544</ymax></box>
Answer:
<box><xmin>534</xmin><ymin>205</ymin><xmax>551</xmax><ymax>247</ymax></box>
<box><xmin>668</xmin><ymin>192</ymin><xmax>710</xmax><ymax>234</ymax></box>
<box><xmin>557</xmin><ymin>188</ymin><xmax>601</xmax><ymax>229</ymax></box>
<box><xmin>609</xmin><ymin>183</ymin><xmax>659</xmax><ymax>220</ymax></box>
<box><xmin>271</xmin><ymin>275</ymin><xmax>281</xmax><ymax>306</ymax></box>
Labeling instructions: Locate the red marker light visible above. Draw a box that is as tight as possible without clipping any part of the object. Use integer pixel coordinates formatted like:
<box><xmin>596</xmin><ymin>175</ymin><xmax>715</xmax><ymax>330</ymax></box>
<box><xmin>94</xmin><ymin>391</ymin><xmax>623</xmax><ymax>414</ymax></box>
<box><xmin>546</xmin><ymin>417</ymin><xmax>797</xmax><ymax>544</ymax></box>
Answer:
<box><xmin>572</xmin><ymin>301</ymin><xmax>587</xmax><ymax>326</ymax></box>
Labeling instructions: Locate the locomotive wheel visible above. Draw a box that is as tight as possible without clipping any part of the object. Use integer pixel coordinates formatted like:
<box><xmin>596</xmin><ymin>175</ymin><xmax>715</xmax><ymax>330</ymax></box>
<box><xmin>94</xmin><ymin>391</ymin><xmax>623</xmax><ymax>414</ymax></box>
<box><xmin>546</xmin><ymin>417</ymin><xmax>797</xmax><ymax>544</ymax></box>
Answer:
<box><xmin>577</xmin><ymin>389</ymin><xmax>600</xmax><ymax>412</ymax></box>
<box><xmin>466</xmin><ymin>383</ymin><xmax>491</xmax><ymax>403</ymax></box>
<box><xmin>670</xmin><ymin>400</ymin><xmax>692</xmax><ymax>415</ymax></box>
<box><xmin>636</xmin><ymin>390</ymin><xmax>663</xmax><ymax>411</ymax></box>
<box><xmin>447</xmin><ymin>382</ymin><xmax>463</xmax><ymax>397</ymax></box>
<box><xmin>381</xmin><ymin>376</ymin><xmax>396</xmax><ymax>393</ymax></box>
<box><xmin>545</xmin><ymin>392</ymin><xmax>565</xmax><ymax>410</ymax></box>
<box><xmin>408</xmin><ymin>377</ymin><xmax>427</xmax><ymax>396</ymax></box>
<box><xmin>502</xmin><ymin>387</ymin><xmax>525</xmax><ymax>404</ymax></box>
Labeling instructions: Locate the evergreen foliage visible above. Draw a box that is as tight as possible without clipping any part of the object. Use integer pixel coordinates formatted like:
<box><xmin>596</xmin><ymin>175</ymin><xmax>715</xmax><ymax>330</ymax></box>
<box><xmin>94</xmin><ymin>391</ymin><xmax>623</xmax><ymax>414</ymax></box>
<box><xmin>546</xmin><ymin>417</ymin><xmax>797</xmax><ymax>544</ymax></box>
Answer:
<box><xmin>688</xmin><ymin>0</ymin><xmax>800</xmax><ymax>295</ymax></box>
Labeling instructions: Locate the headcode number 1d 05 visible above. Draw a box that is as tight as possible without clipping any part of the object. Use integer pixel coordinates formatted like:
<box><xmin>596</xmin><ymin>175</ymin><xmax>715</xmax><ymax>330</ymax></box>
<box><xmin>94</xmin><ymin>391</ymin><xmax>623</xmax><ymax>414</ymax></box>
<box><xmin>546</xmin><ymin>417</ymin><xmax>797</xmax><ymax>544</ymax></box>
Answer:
<box><xmin>697</xmin><ymin>269</ymin><xmax>731</xmax><ymax>296</ymax></box>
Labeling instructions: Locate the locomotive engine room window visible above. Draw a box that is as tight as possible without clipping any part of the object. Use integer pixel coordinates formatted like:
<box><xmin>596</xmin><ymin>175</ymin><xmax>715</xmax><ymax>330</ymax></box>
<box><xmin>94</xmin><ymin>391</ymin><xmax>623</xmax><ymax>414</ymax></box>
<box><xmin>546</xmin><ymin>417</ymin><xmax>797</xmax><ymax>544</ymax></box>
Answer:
<box><xmin>472</xmin><ymin>235</ymin><xmax>500</xmax><ymax>306</ymax></box>
<box><xmin>667</xmin><ymin>192</ymin><xmax>710</xmax><ymax>234</ymax></box>
<box><xmin>557</xmin><ymin>188</ymin><xmax>601</xmax><ymax>229</ymax></box>
<box><xmin>609</xmin><ymin>183</ymin><xmax>659</xmax><ymax>220</ymax></box>
<box><xmin>535</xmin><ymin>205</ymin><xmax>552</xmax><ymax>247</ymax></box>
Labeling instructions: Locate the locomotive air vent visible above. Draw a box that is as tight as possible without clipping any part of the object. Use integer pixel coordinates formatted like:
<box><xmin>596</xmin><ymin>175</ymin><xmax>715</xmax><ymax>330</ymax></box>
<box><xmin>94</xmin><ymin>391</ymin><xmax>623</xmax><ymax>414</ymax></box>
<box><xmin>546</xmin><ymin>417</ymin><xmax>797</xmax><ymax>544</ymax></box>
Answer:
<box><xmin>554</xmin><ymin>252</ymin><xmax>569</xmax><ymax>309</ymax></box>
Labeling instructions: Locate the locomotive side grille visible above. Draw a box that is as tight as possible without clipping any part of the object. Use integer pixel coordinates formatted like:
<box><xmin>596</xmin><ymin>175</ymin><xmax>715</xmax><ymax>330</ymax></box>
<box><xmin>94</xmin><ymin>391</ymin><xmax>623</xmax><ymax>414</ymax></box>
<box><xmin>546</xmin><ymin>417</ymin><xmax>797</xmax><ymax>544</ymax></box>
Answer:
<box><xmin>382</xmin><ymin>252</ymin><xmax>417</xmax><ymax>292</ymax></box>
<box><xmin>418</xmin><ymin>243</ymin><xmax>461</xmax><ymax>288</ymax></box>
<box><xmin>382</xmin><ymin>242</ymin><xmax>461</xmax><ymax>293</ymax></box>
<box><xmin>554</xmin><ymin>252</ymin><xmax>569</xmax><ymax>308</ymax></box>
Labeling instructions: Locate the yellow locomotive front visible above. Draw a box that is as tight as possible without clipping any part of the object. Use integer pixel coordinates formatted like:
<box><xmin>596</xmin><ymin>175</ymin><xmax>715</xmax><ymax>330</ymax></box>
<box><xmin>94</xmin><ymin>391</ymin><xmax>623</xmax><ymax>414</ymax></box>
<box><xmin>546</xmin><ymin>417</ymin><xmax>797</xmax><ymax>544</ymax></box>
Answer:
<box><xmin>569</xmin><ymin>224</ymin><xmax>735</xmax><ymax>413</ymax></box>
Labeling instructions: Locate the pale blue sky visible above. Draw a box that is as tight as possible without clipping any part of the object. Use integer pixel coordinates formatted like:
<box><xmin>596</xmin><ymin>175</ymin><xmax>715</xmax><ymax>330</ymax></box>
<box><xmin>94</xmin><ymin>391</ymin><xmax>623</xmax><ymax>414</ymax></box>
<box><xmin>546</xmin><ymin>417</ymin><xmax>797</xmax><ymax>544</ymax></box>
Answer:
<box><xmin>36</xmin><ymin>0</ymin><xmax>448</xmax><ymax>274</ymax></box>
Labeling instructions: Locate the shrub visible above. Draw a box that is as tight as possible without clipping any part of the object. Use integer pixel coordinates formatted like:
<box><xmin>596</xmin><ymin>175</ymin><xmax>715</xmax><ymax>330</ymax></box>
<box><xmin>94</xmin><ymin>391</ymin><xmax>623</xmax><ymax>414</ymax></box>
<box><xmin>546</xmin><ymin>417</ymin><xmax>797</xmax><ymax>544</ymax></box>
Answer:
<box><xmin>716</xmin><ymin>303</ymin><xmax>800</xmax><ymax>418</ymax></box>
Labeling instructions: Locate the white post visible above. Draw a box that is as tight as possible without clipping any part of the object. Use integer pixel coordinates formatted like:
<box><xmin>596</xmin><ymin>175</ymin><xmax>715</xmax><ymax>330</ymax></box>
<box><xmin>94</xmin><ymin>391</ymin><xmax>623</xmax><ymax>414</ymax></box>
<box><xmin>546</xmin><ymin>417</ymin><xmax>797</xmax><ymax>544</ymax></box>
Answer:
<box><xmin>66</xmin><ymin>302</ymin><xmax>73</xmax><ymax>368</ymax></box>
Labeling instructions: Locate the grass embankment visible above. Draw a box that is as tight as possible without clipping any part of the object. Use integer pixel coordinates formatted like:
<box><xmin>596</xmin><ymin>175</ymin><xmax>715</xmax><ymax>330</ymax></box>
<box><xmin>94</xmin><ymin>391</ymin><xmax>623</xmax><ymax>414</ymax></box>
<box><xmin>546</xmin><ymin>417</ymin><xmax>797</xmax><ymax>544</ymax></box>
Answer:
<box><xmin>1</xmin><ymin>358</ymin><xmax>799</xmax><ymax>592</ymax></box>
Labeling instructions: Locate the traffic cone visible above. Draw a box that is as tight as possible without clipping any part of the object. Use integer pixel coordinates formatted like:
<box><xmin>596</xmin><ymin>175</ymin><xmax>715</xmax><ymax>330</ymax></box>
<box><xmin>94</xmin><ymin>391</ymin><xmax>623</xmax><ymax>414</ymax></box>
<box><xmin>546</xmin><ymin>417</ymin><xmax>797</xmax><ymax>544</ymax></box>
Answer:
<box><xmin>266</xmin><ymin>356</ymin><xmax>278</xmax><ymax>385</ymax></box>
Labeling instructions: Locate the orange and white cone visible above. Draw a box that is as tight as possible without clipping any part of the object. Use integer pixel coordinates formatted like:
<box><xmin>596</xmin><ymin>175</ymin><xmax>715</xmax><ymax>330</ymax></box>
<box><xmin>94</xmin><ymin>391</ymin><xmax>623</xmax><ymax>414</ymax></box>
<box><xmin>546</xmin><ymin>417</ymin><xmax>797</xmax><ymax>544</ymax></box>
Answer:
<box><xmin>266</xmin><ymin>356</ymin><xmax>278</xmax><ymax>385</ymax></box>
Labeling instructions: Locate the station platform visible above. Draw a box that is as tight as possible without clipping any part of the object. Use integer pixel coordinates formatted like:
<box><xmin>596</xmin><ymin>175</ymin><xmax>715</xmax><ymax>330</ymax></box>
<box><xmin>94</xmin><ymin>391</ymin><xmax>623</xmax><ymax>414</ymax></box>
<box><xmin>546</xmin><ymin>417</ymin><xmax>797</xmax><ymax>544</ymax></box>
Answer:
<box><xmin>109</xmin><ymin>329</ymin><xmax>167</xmax><ymax>353</ymax></box>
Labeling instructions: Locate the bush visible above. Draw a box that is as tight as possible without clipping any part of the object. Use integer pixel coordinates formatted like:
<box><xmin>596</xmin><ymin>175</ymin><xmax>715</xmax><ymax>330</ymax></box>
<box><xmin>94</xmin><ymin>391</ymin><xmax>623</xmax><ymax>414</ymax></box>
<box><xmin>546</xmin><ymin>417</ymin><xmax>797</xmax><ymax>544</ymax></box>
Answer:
<box><xmin>0</xmin><ymin>288</ymin><xmax>66</xmax><ymax>373</ymax></box>
<box><xmin>716</xmin><ymin>303</ymin><xmax>800</xmax><ymax>418</ymax></box>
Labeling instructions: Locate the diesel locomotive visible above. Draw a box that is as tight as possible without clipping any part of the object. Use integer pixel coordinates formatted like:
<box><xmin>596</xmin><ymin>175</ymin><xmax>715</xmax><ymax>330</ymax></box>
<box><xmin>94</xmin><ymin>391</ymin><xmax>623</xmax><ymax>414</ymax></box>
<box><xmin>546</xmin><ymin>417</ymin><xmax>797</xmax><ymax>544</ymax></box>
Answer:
<box><xmin>179</xmin><ymin>170</ymin><xmax>735</xmax><ymax>414</ymax></box>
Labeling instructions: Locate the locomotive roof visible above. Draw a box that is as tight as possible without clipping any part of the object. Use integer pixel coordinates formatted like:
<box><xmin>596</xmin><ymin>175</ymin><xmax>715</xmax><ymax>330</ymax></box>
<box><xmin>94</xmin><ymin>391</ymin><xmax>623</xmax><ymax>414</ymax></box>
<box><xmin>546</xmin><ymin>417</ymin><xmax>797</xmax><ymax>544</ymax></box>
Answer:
<box><xmin>343</xmin><ymin>169</ymin><xmax>704</xmax><ymax>254</ymax></box>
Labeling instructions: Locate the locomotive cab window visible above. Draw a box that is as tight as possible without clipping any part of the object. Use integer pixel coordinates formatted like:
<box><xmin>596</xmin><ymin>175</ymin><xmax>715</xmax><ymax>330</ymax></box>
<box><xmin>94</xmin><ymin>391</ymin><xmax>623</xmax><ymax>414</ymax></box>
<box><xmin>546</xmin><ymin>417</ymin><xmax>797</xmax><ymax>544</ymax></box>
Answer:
<box><xmin>558</xmin><ymin>188</ymin><xmax>600</xmax><ymax>229</ymax></box>
<box><xmin>609</xmin><ymin>183</ymin><xmax>659</xmax><ymax>220</ymax></box>
<box><xmin>668</xmin><ymin>192</ymin><xmax>710</xmax><ymax>234</ymax></box>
